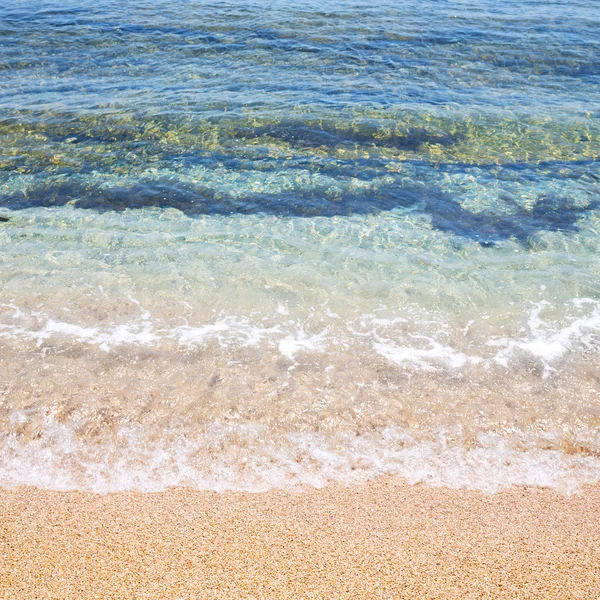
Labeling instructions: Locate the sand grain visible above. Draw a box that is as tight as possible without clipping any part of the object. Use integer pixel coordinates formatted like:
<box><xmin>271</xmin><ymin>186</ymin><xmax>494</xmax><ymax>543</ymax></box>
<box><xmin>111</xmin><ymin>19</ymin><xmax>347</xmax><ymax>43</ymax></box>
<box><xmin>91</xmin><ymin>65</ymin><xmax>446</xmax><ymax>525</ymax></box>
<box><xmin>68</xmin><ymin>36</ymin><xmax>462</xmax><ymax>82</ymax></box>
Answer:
<box><xmin>1</xmin><ymin>478</ymin><xmax>599</xmax><ymax>599</ymax></box>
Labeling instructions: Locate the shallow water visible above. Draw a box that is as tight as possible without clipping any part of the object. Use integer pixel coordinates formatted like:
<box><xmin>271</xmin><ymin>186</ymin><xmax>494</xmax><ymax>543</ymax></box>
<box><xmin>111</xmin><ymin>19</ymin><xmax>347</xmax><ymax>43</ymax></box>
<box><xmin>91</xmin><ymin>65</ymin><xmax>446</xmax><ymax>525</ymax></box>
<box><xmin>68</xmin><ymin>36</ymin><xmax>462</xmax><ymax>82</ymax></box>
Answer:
<box><xmin>1</xmin><ymin>0</ymin><xmax>600</xmax><ymax>493</ymax></box>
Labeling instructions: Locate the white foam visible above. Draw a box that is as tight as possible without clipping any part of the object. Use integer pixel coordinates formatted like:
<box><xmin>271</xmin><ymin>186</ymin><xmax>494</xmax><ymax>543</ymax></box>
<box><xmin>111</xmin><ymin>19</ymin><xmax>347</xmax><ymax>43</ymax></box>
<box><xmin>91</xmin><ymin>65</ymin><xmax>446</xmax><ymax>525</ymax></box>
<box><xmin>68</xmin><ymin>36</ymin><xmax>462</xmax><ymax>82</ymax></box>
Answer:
<box><xmin>2</xmin><ymin>299</ymin><xmax>600</xmax><ymax>374</ymax></box>
<box><xmin>278</xmin><ymin>328</ymin><xmax>328</xmax><ymax>361</ymax></box>
<box><xmin>0</xmin><ymin>303</ymin><xmax>24</xmax><ymax>319</ymax></box>
<box><xmin>374</xmin><ymin>335</ymin><xmax>482</xmax><ymax>372</ymax></box>
<box><xmin>0</xmin><ymin>306</ymin><xmax>333</xmax><ymax>361</ymax></box>
<box><xmin>0</xmin><ymin>314</ymin><xmax>158</xmax><ymax>352</ymax></box>
<box><xmin>276</xmin><ymin>303</ymin><xmax>289</xmax><ymax>315</ymax></box>
<box><xmin>489</xmin><ymin>300</ymin><xmax>600</xmax><ymax>377</ymax></box>
<box><xmin>174</xmin><ymin>316</ymin><xmax>279</xmax><ymax>349</ymax></box>
<box><xmin>1</xmin><ymin>422</ymin><xmax>599</xmax><ymax>494</ymax></box>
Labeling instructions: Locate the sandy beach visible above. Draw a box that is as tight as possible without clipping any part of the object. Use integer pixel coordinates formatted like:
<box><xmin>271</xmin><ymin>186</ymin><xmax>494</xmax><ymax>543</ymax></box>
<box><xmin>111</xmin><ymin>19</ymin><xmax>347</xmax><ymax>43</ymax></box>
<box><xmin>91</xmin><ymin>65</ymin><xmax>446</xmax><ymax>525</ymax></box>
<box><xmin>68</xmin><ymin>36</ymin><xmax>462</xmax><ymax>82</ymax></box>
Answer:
<box><xmin>1</xmin><ymin>477</ymin><xmax>599</xmax><ymax>599</ymax></box>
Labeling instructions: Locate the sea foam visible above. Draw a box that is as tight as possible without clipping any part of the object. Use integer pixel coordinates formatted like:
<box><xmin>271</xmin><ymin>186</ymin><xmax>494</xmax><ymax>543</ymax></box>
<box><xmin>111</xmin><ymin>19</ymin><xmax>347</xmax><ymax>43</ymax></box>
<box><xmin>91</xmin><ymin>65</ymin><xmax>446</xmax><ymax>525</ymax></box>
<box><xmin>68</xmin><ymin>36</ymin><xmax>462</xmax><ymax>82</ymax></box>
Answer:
<box><xmin>1</xmin><ymin>421</ymin><xmax>599</xmax><ymax>494</ymax></box>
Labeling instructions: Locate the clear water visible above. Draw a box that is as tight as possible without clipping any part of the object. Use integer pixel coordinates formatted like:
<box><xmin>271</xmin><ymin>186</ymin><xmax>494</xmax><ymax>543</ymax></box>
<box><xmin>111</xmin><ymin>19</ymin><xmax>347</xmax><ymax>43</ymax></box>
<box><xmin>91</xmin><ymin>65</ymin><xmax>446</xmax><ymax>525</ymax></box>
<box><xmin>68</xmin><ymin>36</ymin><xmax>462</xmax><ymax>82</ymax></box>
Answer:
<box><xmin>1</xmin><ymin>0</ymin><xmax>600</xmax><ymax>493</ymax></box>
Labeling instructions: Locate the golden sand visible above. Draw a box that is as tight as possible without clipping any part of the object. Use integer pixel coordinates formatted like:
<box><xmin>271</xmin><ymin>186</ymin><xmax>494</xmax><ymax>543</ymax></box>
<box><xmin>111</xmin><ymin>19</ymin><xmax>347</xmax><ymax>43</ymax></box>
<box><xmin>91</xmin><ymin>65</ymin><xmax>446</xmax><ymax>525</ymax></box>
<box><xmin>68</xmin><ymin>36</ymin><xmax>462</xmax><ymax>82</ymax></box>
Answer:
<box><xmin>1</xmin><ymin>478</ymin><xmax>599</xmax><ymax>599</ymax></box>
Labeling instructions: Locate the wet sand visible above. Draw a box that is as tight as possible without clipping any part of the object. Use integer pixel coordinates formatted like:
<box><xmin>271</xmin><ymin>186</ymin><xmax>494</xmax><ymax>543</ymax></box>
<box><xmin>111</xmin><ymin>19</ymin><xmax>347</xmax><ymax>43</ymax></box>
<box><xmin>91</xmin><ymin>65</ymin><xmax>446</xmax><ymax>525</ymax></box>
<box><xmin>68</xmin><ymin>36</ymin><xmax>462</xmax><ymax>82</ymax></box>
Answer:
<box><xmin>1</xmin><ymin>478</ymin><xmax>599</xmax><ymax>599</ymax></box>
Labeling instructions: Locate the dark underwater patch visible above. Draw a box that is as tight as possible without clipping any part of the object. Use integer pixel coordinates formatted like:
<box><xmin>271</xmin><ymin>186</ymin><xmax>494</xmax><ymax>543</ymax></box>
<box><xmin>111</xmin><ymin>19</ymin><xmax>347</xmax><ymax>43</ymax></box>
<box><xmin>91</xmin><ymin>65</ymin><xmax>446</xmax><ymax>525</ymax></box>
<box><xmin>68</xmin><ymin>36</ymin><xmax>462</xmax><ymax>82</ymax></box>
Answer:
<box><xmin>230</xmin><ymin>120</ymin><xmax>460</xmax><ymax>150</ymax></box>
<box><xmin>0</xmin><ymin>177</ymin><xmax>422</xmax><ymax>218</ymax></box>
<box><xmin>1</xmin><ymin>174</ymin><xmax>595</xmax><ymax>245</ymax></box>
<box><xmin>427</xmin><ymin>194</ymin><xmax>596</xmax><ymax>245</ymax></box>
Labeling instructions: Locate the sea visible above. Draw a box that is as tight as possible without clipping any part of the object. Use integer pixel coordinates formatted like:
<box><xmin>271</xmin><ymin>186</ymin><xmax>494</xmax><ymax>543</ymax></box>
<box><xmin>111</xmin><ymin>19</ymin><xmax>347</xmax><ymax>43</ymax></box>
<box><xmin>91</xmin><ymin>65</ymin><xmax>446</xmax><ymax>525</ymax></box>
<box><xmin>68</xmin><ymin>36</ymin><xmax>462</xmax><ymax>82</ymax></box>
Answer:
<box><xmin>1</xmin><ymin>0</ymin><xmax>600</xmax><ymax>493</ymax></box>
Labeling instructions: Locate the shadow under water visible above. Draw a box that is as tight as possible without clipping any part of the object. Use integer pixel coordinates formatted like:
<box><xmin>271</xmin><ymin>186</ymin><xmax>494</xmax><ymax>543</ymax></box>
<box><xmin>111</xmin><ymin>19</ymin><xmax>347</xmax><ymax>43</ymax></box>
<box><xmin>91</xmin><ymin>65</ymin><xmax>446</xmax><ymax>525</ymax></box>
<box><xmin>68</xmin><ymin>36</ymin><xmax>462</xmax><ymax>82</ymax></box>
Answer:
<box><xmin>1</xmin><ymin>172</ymin><xmax>596</xmax><ymax>245</ymax></box>
<box><xmin>427</xmin><ymin>193</ymin><xmax>596</xmax><ymax>246</ymax></box>
<box><xmin>229</xmin><ymin>120</ymin><xmax>461</xmax><ymax>151</ymax></box>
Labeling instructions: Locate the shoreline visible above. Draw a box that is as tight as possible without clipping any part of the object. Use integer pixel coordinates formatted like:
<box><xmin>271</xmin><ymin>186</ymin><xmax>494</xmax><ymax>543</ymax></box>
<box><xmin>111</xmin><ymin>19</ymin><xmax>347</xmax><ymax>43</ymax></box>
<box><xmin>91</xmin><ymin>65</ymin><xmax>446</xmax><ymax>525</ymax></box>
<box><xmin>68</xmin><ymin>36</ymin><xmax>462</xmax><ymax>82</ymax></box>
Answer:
<box><xmin>1</xmin><ymin>477</ymin><xmax>599</xmax><ymax>599</ymax></box>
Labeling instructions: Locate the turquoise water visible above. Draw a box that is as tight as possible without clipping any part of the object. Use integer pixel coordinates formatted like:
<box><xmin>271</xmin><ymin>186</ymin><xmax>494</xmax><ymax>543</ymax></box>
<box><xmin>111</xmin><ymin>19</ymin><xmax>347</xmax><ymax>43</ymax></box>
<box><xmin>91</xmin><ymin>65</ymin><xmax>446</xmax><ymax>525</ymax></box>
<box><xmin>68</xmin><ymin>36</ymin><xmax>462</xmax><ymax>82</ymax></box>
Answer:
<box><xmin>1</xmin><ymin>0</ymin><xmax>600</xmax><ymax>492</ymax></box>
